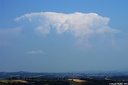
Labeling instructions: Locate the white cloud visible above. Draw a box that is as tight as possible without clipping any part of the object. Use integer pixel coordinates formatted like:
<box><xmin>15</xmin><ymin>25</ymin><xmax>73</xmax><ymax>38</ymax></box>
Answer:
<box><xmin>27</xmin><ymin>50</ymin><xmax>44</xmax><ymax>55</ymax></box>
<box><xmin>15</xmin><ymin>12</ymin><xmax>119</xmax><ymax>46</ymax></box>
<box><xmin>15</xmin><ymin>12</ymin><xmax>118</xmax><ymax>36</ymax></box>
<box><xmin>35</xmin><ymin>25</ymin><xmax>50</xmax><ymax>35</ymax></box>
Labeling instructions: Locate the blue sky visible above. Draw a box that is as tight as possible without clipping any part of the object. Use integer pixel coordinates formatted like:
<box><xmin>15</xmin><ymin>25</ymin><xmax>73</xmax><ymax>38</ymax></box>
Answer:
<box><xmin>0</xmin><ymin>0</ymin><xmax>128</xmax><ymax>72</ymax></box>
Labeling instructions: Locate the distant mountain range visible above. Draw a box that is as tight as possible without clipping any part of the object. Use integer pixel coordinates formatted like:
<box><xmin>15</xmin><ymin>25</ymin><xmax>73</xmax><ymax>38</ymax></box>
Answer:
<box><xmin>0</xmin><ymin>70</ymin><xmax>128</xmax><ymax>79</ymax></box>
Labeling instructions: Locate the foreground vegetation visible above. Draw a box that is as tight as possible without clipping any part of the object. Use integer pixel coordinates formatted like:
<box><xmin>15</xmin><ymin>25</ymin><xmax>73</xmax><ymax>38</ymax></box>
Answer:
<box><xmin>0</xmin><ymin>72</ymin><xmax>128</xmax><ymax>85</ymax></box>
<box><xmin>0</xmin><ymin>78</ymin><xmax>84</xmax><ymax>85</ymax></box>
<box><xmin>1</xmin><ymin>78</ymin><xmax>127</xmax><ymax>85</ymax></box>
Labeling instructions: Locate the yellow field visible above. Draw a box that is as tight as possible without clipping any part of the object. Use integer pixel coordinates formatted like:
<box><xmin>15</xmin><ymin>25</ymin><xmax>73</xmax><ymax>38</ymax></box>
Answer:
<box><xmin>0</xmin><ymin>79</ymin><xmax>28</xmax><ymax>84</ymax></box>
<box><xmin>68</xmin><ymin>79</ymin><xmax>87</xmax><ymax>83</ymax></box>
<box><xmin>11</xmin><ymin>80</ymin><xmax>28</xmax><ymax>83</ymax></box>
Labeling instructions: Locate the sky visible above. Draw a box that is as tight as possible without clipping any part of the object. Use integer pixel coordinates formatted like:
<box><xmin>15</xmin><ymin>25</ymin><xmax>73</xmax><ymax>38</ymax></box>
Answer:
<box><xmin>0</xmin><ymin>0</ymin><xmax>128</xmax><ymax>72</ymax></box>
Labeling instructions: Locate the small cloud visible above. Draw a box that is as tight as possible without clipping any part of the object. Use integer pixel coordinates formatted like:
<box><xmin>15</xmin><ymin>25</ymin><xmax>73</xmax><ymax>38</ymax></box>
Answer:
<box><xmin>27</xmin><ymin>50</ymin><xmax>44</xmax><ymax>55</ymax></box>
<box><xmin>0</xmin><ymin>27</ymin><xmax>22</xmax><ymax>46</ymax></box>
<box><xmin>0</xmin><ymin>27</ymin><xmax>22</xmax><ymax>37</ymax></box>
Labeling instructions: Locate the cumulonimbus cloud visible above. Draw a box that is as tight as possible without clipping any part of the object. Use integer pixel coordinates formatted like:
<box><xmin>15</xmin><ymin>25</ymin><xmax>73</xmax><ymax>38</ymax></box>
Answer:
<box><xmin>15</xmin><ymin>12</ymin><xmax>119</xmax><ymax>41</ymax></box>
